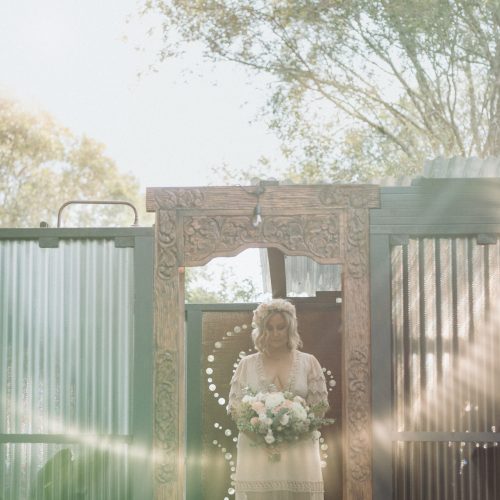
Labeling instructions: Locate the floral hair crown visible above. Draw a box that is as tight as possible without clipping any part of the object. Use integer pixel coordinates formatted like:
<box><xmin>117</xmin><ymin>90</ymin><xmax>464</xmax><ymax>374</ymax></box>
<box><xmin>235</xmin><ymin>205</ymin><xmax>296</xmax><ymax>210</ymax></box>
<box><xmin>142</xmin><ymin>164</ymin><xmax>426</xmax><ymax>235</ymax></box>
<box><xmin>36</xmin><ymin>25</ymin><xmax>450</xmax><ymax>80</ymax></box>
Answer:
<box><xmin>252</xmin><ymin>299</ymin><xmax>297</xmax><ymax>328</ymax></box>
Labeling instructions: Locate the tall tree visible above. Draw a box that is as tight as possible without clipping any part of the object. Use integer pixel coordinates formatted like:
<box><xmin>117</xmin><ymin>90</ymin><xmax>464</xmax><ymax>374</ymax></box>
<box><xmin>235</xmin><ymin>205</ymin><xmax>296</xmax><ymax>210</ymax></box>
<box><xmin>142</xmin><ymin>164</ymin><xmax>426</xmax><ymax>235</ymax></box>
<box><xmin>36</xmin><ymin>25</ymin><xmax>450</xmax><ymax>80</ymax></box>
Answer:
<box><xmin>0</xmin><ymin>95</ymin><xmax>144</xmax><ymax>227</ymax></box>
<box><xmin>143</xmin><ymin>0</ymin><xmax>500</xmax><ymax>181</ymax></box>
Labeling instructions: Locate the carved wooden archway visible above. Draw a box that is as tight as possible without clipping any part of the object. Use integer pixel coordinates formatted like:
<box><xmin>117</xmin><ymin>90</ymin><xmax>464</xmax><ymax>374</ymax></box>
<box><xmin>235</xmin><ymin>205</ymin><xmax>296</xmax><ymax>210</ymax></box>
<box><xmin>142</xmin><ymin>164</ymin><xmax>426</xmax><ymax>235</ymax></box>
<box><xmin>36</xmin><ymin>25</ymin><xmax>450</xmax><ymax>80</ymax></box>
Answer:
<box><xmin>146</xmin><ymin>184</ymin><xmax>380</xmax><ymax>500</ymax></box>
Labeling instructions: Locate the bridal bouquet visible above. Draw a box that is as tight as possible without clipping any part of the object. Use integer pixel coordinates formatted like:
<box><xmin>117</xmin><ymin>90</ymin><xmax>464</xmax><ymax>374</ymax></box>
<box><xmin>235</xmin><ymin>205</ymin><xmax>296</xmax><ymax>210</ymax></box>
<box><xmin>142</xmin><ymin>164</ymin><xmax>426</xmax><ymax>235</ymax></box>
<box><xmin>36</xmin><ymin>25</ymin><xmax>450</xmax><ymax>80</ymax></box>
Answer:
<box><xmin>232</xmin><ymin>388</ymin><xmax>335</xmax><ymax>461</ymax></box>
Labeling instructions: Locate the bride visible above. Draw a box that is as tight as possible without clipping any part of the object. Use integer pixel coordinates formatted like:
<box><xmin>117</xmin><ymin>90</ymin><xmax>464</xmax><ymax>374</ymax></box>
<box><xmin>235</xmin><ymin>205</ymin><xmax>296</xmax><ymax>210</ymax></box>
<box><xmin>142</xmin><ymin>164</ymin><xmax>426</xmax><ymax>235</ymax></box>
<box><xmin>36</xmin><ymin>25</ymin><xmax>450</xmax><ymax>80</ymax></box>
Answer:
<box><xmin>227</xmin><ymin>299</ymin><xmax>329</xmax><ymax>500</ymax></box>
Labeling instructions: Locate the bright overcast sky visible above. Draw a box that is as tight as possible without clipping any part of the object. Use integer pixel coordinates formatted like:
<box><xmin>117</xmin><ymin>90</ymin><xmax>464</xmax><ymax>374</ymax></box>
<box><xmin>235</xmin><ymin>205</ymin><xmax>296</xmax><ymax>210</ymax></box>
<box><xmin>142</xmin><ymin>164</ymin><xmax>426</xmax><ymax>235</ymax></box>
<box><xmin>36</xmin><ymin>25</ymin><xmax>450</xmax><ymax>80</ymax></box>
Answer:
<box><xmin>0</xmin><ymin>0</ymin><xmax>286</xmax><ymax>191</ymax></box>
<box><xmin>0</xmin><ymin>0</ymin><xmax>290</xmax><ymax>292</ymax></box>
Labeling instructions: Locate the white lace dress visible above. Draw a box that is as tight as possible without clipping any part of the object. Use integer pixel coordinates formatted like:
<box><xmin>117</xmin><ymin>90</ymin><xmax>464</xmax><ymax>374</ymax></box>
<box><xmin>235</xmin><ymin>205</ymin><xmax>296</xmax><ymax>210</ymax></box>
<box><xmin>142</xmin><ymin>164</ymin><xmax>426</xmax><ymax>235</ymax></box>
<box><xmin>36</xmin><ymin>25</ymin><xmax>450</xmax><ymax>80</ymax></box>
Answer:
<box><xmin>228</xmin><ymin>350</ymin><xmax>329</xmax><ymax>500</ymax></box>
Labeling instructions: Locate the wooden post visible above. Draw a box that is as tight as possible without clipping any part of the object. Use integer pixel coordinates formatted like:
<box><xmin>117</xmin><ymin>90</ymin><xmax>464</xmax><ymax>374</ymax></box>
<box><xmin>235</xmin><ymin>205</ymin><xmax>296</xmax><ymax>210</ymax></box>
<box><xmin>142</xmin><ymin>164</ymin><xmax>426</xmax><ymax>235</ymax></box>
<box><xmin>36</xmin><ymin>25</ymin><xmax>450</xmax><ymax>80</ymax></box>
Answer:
<box><xmin>152</xmin><ymin>208</ymin><xmax>185</xmax><ymax>500</ymax></box>
<box><xmin>343</xmin><ymin>208</ymin><xmax>373</xmax><ymax>499</ymax></box>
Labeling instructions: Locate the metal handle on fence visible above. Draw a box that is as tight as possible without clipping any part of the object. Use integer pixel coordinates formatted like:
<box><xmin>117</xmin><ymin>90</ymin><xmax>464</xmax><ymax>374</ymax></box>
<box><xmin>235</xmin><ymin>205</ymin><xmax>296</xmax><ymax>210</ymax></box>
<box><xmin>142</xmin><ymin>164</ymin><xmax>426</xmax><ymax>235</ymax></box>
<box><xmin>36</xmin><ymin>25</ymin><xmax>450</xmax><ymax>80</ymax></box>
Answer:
<box><xmin>57</xmin><ymin>200</ymin><xmax>139</xmax><ymax>227</ymax></box>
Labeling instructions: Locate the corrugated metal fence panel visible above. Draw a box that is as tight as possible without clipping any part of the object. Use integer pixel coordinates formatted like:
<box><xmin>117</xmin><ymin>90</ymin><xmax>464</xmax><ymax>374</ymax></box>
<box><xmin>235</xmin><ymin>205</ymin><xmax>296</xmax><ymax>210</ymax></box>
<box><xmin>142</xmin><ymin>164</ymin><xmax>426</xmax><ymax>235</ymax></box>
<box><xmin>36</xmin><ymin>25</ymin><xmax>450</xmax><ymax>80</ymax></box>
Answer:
<box><xmin>1</xmin><ymin>443</ymin><xmax>130</xmax><ymax>499</ymax></box>
<box><xmin>0</xmin><ymin>238</ymin><xmax>134</xmax><ymax>500</ymax></box>
<box><xmin>260</xmin><ymin>250</ymin><xmax>342</xmax><ymax>296</ymax></box>
<box><xmin>391</xmin><ymin>237</ymin><xmax>500</xmax><ymax>500</ymax></box>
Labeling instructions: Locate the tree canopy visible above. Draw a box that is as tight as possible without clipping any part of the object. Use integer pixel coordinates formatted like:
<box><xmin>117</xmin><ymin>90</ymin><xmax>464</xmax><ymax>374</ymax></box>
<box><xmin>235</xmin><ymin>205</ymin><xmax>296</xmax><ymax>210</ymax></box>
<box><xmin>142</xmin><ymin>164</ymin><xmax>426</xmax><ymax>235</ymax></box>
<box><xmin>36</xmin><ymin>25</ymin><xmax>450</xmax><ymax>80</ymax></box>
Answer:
<box><xmin>144</xmin><ymin>0</ymin><xmax>500</xmax><ymax>181</ymax></box>
<box><xmin>185</xmin><ymin>264</ymin><xmax>261</xmax><ymax>303</ymax></box>
<box><xmin>0</xmin><ymin>95</ymin><xmax>144</xmax><ymax>227</ymax></box>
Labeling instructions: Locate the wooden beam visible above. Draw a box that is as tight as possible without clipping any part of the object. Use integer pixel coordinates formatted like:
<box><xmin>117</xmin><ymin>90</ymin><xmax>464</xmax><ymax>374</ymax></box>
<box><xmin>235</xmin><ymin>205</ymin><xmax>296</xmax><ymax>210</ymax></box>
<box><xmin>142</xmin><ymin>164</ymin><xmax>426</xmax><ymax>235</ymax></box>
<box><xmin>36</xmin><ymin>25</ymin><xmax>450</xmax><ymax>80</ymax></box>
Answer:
<box><xmin>146</xmin><ymin>185</ymin><xmax>380</xmax><ymax>212</ymax></box>
<box><xmin>266</xmin><ymin>248</ymin><xmax>287</xmax><ymax>298</ymax></box>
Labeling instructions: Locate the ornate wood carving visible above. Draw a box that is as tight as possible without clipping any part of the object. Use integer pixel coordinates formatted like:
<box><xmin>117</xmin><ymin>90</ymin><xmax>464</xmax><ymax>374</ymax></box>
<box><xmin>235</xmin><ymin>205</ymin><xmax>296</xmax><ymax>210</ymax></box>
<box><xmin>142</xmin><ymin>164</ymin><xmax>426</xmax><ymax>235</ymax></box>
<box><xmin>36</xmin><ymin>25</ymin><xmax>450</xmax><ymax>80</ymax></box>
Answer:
<box><xmin>263</xmin><ymin>215</ymin><xmax>341</xmax><ymax>258</ymax></box>
<box><xmin>346</xmin><ymin>209</ymin><xmax>369</xmax><ymax>280</ymax></box>
<box><xmin>184</xmin><ymin>215</ymin><xmax>260</xmax><ymax>261</ymax></box>
<box><xmin>184</xmin><ymin>213</ymin><xmax>342</xmax><ymax>265</ymax></box>
<box><xmin>319</xmin><ymin>185</ymin><xmax>379</xmax><ymax>208</ymax></box>
<box><xmin>347</xmin><ymin>349</ymin><xmax>371</xmax><ymax>482</ymax></box>
<box><xmin>147</xmin><ymin>185</ymin><xmax>379</xmax><ymax>212</ymax></box>
<box><xmin>155</xmin><ymin>350</ymin><xmax>178</xmax><ymax>483</ymax></box>
<box><xmin>157</xmin><ymin>209</ymin><xmax>178</xmax><ymax>281</ymax></box>
<box><xmin>152</xmin><ymin>202</ymin><xmax>186</xmax><ymax>499</ymax></box>
<box><xmin>148</xmin><ymin>184</ymin><xmax>379</xmax><ymax>500</ymax></box>
<box><xmin>343</xmin><ymin>207</ymin><xmax>372</xmax><ymax>497</ymax></box>
<box><xmin>148</xmin><ymin>188</ymin><xmax>205</xmax><ymax>211</ymax></box>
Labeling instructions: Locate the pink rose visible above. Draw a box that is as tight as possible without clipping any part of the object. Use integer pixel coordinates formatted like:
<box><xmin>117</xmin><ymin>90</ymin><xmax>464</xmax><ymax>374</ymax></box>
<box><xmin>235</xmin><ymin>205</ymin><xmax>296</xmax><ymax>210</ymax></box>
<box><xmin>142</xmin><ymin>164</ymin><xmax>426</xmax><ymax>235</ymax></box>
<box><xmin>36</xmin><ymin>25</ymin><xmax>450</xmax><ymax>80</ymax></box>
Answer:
<box><xmin>272</xmin><ymin>404</ymin><xmax>284</xmax><ymax>414</ymax></box>
<box><xmin>250</xmin><ymin>417</ymin><xmax>259</xmax><ymax>426</ymax></box>
<box><xmin>283</xmin><ymin>400</ymin><xmax>293</xmax><ymax>409</ymax></box>
<box><xmin>251</xmin><ymin>401</ymin><xmax>265</xmax><ymax>413</ymax></box>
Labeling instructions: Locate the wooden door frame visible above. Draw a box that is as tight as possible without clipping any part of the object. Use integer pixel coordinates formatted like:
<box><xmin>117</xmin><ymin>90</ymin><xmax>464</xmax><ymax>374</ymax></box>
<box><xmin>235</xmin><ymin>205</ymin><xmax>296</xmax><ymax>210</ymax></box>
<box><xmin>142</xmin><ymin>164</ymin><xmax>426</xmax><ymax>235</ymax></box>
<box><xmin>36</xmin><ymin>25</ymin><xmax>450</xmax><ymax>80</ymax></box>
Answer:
<box><xmin>146</xmin><ymin>184</ymin><xmax>380</xmax><ymax>500</ymax></box>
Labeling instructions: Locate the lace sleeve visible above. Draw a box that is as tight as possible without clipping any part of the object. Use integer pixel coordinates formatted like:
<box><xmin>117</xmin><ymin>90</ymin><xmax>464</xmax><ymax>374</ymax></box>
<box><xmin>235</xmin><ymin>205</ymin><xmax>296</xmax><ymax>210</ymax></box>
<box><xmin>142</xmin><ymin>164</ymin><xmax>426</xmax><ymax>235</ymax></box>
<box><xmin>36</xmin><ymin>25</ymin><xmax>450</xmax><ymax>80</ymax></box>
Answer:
<box><xmin>306</xmin><ymin>354</ymin><xmax>329</xmax><ymax>411</ymax></box>
<box><xmin>227</xmin><ymin>357</ymin><xmax>247</xmax><ymax>415</ymax></box>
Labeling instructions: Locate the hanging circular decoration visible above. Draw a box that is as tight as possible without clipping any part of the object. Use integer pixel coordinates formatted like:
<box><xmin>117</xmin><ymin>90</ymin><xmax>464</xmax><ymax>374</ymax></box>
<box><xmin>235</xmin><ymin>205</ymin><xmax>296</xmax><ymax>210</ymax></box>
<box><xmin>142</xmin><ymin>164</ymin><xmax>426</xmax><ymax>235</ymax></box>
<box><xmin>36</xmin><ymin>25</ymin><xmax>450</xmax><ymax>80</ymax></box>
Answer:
<box><xmin>205</xmin><ymin>319</ymin><xmax>337</xmax><ymax>493</ymax></box>
<box><xmin>204</xmin><ymin>321</ymin><xmax>254</xmax><ymax>496</ymax></box>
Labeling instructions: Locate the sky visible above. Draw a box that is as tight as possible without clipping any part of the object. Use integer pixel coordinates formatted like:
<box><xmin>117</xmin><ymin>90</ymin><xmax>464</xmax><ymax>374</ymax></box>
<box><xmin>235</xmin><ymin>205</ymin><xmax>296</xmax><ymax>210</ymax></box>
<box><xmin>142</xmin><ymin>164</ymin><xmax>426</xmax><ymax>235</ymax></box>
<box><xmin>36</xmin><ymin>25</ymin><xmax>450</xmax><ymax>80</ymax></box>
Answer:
<box><xmin>0</xmin><ymin>0</ymin><xmax>286</xmax><ymax>191</ymax></box>
<box><xmin>0</xmin><ymin>0</ymin><xmax>283</xmax><ymax>295</ymax></box>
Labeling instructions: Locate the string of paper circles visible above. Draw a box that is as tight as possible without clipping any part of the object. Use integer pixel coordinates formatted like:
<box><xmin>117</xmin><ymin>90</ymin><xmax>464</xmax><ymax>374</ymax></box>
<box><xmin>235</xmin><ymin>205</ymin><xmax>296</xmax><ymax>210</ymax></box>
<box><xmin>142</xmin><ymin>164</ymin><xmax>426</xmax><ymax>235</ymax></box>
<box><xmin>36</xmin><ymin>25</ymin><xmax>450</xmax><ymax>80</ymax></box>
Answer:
<box><xmin>206</xmin><ymin>321</ymin><xmax>337</xmax><ymax>498</ymax></box>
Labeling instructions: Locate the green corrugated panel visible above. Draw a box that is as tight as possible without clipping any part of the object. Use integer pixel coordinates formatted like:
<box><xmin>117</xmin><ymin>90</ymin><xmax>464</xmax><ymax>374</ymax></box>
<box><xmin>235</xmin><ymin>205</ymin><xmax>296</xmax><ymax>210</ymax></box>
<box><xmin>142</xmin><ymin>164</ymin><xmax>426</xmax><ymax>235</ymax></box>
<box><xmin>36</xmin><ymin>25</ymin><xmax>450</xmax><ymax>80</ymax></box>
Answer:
<box><xmin>0</xmin><ymin>239</ymin><xmax>134</xmax><ymax>500</ymax></box>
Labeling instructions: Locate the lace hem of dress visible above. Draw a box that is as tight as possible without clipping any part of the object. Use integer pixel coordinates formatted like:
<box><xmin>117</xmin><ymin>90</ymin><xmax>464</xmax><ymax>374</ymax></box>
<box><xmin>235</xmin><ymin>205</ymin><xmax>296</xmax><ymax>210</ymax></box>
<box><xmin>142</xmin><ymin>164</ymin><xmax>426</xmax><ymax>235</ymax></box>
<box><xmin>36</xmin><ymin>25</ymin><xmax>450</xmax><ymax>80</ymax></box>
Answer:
<box><xmin>235</xmin><ymin>480</ymin><xmax>324</xmax><ymax>493</ymax></box>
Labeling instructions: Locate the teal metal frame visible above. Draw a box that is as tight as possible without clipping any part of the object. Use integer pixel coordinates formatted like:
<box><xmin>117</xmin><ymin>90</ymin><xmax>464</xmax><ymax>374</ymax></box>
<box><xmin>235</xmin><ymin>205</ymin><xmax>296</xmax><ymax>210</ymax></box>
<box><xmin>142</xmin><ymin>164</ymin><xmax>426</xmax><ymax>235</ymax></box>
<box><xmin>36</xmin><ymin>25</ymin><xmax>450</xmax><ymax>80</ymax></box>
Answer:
<box><xmin>0</xmin><ymin>227</ymin><xmax>155</xmax><ymax>500</ymax></box>
<box><xmin>185</xmin><ymin>303</ymin><xmax>258</xmax><ymax>500</ymax></box>
<box><xmin>131</xmin><ymin>231</ymin><xmax>155</xmax><ymax>500</ymax></box>
<box><xmin>185</xmin><ymin>305</ymin><xmax>203</xmax><ymax>500</ymax></box>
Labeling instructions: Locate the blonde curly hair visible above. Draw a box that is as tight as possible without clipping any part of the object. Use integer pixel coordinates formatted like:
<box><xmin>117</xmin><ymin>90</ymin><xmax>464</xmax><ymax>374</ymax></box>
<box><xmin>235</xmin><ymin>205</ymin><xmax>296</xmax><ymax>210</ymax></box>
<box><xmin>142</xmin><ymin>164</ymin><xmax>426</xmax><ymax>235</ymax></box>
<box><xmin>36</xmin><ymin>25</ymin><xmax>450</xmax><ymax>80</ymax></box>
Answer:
<box><xmin>251</xmin><ymin>299</ymin><xmax>303</xmax><ymax>353</ymax></box>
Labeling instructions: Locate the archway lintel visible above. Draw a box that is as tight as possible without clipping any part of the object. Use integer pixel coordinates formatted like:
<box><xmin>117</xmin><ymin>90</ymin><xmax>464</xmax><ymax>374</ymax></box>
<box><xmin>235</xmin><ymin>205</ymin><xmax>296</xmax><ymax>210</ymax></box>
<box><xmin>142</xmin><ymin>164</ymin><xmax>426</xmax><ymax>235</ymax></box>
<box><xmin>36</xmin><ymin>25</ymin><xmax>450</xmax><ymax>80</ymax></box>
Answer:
<box><xmin>146</xmin><ymin>184</ymin><xmax>380</xmax><ymax>212</ymax></box>
<box><xmin>183</xmin><ymin>242</ymin><xmax>344</xmax><ymax>268</ymax></box>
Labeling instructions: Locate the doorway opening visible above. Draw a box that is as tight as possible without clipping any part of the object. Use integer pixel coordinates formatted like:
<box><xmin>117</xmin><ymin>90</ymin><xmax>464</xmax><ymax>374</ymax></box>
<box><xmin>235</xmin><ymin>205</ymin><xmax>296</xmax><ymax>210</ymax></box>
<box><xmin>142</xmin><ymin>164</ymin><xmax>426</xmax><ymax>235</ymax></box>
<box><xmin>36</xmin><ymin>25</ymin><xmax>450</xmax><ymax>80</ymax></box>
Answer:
<box><xmin>185</xmin><ymin>249</ymin><xmax>343</xmax><ymax>500</ymax></box>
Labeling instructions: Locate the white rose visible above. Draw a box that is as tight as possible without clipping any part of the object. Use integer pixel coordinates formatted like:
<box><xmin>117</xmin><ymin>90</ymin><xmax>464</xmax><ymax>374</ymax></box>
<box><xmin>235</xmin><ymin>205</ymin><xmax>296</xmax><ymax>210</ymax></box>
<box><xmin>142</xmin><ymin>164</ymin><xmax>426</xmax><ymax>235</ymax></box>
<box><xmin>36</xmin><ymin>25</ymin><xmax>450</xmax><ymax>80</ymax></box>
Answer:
<box><xmin>242</xmin><ymin>394</ymin><xmax>255</xmax><ymax>403</ymax></box>
<box><xmin>258</xmin><ymin>413</ymin><xmax>273</xmax><ymax>427</ymax></box>
<box><xmin>279</xmin><ymin>414</ymin><xmax>290</xmax><ymax>426</ymax></box>
<box><xmin>291</xmin><ymin>402</ymin><xmax>307</xmax><ymax>420</ymax></box>
<box><xmin>265</xmin><ymin>392</ymin><xmax>285</xmax><ymax>409</ymax></box>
